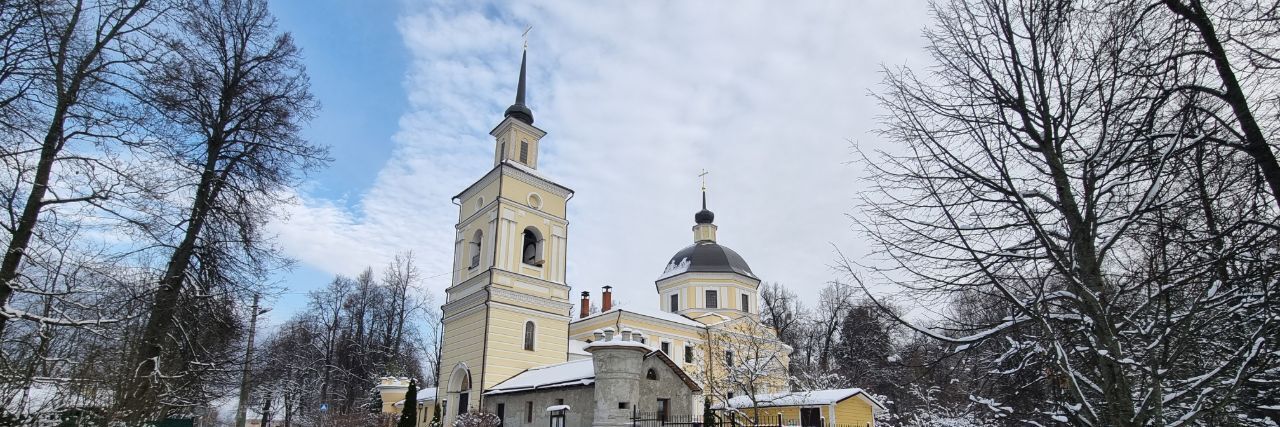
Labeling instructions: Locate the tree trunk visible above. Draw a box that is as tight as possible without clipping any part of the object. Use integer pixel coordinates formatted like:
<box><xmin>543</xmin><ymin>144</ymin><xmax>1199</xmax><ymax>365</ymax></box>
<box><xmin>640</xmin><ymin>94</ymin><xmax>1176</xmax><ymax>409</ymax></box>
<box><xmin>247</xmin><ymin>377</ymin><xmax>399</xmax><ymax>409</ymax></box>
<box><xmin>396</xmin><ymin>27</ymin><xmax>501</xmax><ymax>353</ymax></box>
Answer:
<box><xmin>1162</xmin><ymin>0</ymin><xmax>1280</xmax><ymax>211</ymax></box>
<box><xmin>0</xmin><ymin>0</ymin><xmax>150</xmax><ymax>338</ymax></box>
<box><xmin>126</xmin><ymin>132</ymin><xmax>224</xmax><ymax>418</ymax></box>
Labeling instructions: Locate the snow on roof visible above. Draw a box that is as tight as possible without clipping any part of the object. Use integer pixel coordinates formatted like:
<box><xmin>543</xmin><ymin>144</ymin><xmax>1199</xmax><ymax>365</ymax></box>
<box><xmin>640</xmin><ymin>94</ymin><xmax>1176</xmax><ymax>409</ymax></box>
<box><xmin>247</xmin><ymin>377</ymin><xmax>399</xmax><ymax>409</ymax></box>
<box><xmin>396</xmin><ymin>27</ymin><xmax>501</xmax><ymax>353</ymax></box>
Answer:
<box><xmin>574</xmin><ymin>307</ymin><xmax>705</xmax><ymax>328</ymax></box>
<box><xmin>582</xmin><ymin>338</ymin><xmax>652</xmax><ymax>352</ymax></box>
<box><xmin>567</xmin><ymin>339</ymin><xmax>591</xmax><ymax>355</ymax></box>
<box><xmin>714</xmin><ymin>388</ymin><xmax>885</xmax><ymax>411</ymax></box>
<box><xmin>545</xmin><ymin>404</ymin><xmax>570</xmax><ymax>412</ymax></box>
<box><xmin>485</xmin><ymin>359</ymin><xmax>595</xmax><ymax>396</ymax></box>
<box><xmin>658</xmin><ymin>257</ymin><xmax>692</xmax><ymax>280</ymax></box>
<box><xmin>391</xmin><ymin>388</ymin><xmax>438</xmax><ymax>408</ymax></box>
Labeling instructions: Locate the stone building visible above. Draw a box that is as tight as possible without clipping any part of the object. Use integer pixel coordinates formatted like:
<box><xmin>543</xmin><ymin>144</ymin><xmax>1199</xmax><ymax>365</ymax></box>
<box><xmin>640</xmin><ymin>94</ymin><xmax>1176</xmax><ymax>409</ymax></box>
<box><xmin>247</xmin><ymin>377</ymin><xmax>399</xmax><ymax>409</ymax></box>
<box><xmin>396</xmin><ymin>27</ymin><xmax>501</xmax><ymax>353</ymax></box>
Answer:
<box><xmin>482</xmin><ymin>327</ymin><xmax>700</xmax><ymax>427</ymax></box>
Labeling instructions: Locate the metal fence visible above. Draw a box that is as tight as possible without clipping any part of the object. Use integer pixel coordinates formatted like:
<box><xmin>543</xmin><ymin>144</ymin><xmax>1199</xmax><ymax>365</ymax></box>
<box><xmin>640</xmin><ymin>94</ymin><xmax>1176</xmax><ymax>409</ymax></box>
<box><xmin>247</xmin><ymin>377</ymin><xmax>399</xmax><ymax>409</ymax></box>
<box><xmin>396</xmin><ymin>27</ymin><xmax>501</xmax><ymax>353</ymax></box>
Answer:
<box><xmin>629</xmin><ymin>409</ymin><xmax>870</xmax><ymax>427</ymax></box>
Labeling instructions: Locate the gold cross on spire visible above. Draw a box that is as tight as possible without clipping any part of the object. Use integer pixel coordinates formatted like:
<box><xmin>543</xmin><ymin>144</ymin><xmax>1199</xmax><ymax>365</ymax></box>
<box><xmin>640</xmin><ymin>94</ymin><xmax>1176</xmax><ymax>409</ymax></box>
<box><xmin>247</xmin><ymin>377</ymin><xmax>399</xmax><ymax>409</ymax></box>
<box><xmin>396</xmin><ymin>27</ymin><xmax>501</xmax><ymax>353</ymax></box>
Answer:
<box><xmin>522</xmin><ymin>26</ymin><xmax>532</xmax><ymax>50</ymax></box>
<box><xmin>698</xmin><ymin>169</ymin><xmax>709</xmax><ymax>192</ymax></box>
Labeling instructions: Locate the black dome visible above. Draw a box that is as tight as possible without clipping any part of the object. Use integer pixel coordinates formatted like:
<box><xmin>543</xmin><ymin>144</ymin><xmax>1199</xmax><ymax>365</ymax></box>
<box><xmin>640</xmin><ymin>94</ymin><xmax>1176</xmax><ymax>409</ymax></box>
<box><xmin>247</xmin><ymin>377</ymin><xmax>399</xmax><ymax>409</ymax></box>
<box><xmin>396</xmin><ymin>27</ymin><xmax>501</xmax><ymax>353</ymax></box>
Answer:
<box><xmin>504</xmin><ymin>104</ymin><xmax>533</xmax><ymax>125</ymax></box>
<box><xmin>694</xmin><ymin>209</ymin><xmax>715</xmax><ymax>224</ymax></box>
<box><xmin>660</xmin><ymin>242</ymin><xmax>755</xmax><ymax>279</ymax></box>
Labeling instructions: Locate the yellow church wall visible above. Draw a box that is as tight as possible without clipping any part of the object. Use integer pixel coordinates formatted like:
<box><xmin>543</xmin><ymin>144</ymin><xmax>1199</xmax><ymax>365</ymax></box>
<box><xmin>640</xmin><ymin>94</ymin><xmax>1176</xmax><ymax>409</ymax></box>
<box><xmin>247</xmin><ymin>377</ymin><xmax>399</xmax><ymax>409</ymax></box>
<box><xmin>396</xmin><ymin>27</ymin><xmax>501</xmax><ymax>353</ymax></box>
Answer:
<box><xmin>494</xmin><ymin>123</ymin><xmax>542</xmax><ymax>169</ymax></box>
<box><xmin>488</xmin><ymin>198</ymin><xmax>565</xmax><ymax>285</ymax></box>
<box><xmin>456</xmin><ymin>177</ymin><xmax>500</xmax><ymax>222</ymax></box>
<box><xmin>499</xmin><ymin>175</ymin><xmax>567</xmax><ymax>218</ymax></box>
<box><xmin>453</xmin><ymin>215</ymin><xmax>495</xmax><ymax>285</ymax></box>
<box><xmin>481</xmin><ymin>305</ymin><xmax>569</xmax><ymax>389</ymax></box>
<box><xmin>437</xmin><ymin>307</ymin><xmax>487</xmax><ymax>400</ymax></box>
<box><xmin>658</xmin><ymin>274</ymin><xmax>761</xmax><ymax>319</ymax></box>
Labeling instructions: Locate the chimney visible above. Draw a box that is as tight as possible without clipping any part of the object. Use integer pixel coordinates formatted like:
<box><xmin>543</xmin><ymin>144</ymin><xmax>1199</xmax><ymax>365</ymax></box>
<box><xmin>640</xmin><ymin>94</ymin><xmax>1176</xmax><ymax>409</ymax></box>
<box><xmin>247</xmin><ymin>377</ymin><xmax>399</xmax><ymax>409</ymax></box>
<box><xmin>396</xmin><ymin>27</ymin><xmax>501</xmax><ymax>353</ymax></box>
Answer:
<box><xmin>603</xmin><ymin>327</ymin><xmax>615</xmax><ymax>341</ymax></box>
<box><xmin>621</xmin><ymin>328</ymin><xmax>633</xmax><ymax>342</ymax></box>
<box><xmin>579</xmin><ymin>291</ymin><xmax>591</xmax><ymax>318</ymax></box>
<box><xmin>602</xmin><ymin>285</ymin><xmax>613</xmax><ymax>312</ymax></box>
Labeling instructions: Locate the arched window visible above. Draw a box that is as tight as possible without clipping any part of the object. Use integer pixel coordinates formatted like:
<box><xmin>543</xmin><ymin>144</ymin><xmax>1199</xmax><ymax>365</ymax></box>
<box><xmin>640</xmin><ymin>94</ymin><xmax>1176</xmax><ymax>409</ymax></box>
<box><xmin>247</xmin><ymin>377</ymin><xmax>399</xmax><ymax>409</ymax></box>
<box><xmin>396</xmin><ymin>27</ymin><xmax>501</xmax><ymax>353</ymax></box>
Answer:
<box><xmin>523</xmin><ymin>321</ymin><xmax>536</xmax><ymax>351</ymax></box>
<box><xmin>469</xmin><ymin>230</ymin><xmax>483</xmax><ymax>269</ymax></box>
<box><xmin>646</xmin><ymin>369</ymin><xmax>658</xmax><ymax>380</ymax></box>
<box><xmin>519</xmin><ymin>140</ymin><xmax>529</xmax><ymax>163</ymax></box>
<box><xmin>521</xmin><ymin>227</ymin><xmax>543</xmax><ymax>266</ymax></box>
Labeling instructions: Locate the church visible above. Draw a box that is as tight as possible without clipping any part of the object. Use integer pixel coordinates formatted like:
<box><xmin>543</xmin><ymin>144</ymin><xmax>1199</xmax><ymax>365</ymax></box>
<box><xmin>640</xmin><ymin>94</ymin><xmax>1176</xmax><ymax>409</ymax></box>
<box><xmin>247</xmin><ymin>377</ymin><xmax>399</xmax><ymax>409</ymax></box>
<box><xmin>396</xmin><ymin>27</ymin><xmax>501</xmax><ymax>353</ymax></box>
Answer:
<box><xmin>378</xmin><ymin>50</ymin><xmax>882</xmax><ymax>427</ymax></box>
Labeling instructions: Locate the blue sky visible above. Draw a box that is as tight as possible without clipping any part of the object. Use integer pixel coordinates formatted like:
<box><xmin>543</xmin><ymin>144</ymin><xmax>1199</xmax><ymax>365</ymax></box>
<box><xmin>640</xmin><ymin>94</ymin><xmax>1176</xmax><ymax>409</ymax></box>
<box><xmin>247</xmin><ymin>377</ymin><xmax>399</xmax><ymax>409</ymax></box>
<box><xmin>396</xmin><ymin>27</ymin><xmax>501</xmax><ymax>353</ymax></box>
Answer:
<box><xmin>263</xmin><ymin>0</ymin><xmax>407</xmax><ymax>317</ymax></box>
<box><xmin>261</xmin><ymin>0</ymin><xmax>933</xmax><ymax>324</ymax></box>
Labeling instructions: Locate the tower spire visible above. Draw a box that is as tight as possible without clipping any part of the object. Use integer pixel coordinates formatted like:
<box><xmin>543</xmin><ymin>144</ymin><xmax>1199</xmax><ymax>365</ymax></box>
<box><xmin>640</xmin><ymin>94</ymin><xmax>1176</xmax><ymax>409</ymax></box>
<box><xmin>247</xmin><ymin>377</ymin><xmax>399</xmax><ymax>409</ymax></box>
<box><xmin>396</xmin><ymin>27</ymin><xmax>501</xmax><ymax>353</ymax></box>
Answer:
<box><xmin>699</xmin><ymin>169</ymin><xmax>708</xmax><ymax>211</ymax></box>
<box><xmin>695</xmin><ymin>169</ymin><xmax>714</xmax><ymax>225</ymax></box>
<box><xmin>504</xmin><ymin>32</ymin><xmax>534</xmax><ymax>125</ymax></box>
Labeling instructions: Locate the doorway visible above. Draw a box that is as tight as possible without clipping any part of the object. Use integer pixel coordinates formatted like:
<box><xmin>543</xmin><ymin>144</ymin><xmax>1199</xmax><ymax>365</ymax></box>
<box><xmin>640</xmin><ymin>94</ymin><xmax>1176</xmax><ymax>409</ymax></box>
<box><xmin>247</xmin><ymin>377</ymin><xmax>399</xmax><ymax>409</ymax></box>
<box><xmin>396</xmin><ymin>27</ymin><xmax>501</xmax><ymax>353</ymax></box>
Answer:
<box><xmin>800</xmin><ymin>408</ymin><xmax>822</xmax><ymax>427</ymax></box>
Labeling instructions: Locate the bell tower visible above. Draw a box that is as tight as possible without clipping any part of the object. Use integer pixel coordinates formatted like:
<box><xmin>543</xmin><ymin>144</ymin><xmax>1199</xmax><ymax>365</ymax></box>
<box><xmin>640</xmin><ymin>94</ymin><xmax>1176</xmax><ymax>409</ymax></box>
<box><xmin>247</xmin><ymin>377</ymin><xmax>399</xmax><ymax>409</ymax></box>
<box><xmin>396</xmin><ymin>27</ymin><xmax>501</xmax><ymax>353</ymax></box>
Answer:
<box><xmin>437</xmin><ymin>48</ymin><xmax>573</xmax><ymax>425</ymax></box>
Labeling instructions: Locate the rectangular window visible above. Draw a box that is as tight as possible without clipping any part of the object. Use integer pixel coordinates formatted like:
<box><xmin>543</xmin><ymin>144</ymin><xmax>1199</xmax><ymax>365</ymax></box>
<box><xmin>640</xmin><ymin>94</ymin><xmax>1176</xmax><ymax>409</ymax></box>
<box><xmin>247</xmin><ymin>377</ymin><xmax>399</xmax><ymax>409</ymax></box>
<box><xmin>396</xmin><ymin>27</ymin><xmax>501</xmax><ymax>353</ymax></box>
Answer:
<box><xmin>705</xmin><ymin>290</ymin><xmax>719</xmax><ymax>308</ymax></box>
<box><xmin>741</xmin><ymin>294</ymin><xmax>750</xmax><ymax>312</ymax></box>
<box><xmin>657</xmin><ymin>399</ymin><xmax>670</xmax><ymax>422</ymax></box>
<box><xmin>520</xmin><ymin>141</ymin><xmax>529</xmax><ymax>163</ymax></box>
<box><xmin>684</xmin><ymin>345</ymin><xmax>694</xmax><ymax>363</ymax></box>
<box><xmin>670</xmin><ymin>294</ymin><xmax>679</xmax><ymax>312</ymax></box>
<box><xmin>496</xmin><ymin>404</ymin><xmax>505</xmax><ymax>426</ymax></box>
<box><xmin>526</xmin><ymin>401</ymin><xmax>533</xmax><ymax>423</ymax></box>
<box><xmin>661</xmin><ymin>341</ymin><xmax>671</xmax><ymax>356</ymax></box>
<box><xmin>725</xmin><ymin>350</ymin><xmax>734</xmax><ymax>367</ymax></box>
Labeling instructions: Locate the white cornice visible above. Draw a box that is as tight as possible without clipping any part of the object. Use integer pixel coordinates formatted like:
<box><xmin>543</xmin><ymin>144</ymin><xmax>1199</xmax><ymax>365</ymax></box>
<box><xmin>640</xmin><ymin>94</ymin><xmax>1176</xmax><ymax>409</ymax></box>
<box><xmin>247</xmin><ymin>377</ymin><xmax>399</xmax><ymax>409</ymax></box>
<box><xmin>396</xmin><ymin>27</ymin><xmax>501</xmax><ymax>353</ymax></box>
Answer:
<box><xmin>454</xmin><ymin>167</ymin><xmax>502</xmax><ymax>203</ymax></box>
<box><xmin>442</xmin><ymin>289</ymin><xmax>489</xmax><ymax>319</ymax></box>
<box><xmin>655</xmin><ymin>271</ymin><xmax>761</xmax><ymax>291</ymax></box>
<box><xmin>499</xmin><ymin>163</ymin><xmax>573</xmax><ymax>198</ymax></box>
<box><xmin>489</xmin><ymin>116</ymin><xmax>547</xmax><ymax>139</ymax></box>
<box><xmin>490</xmin><ymin>287</ymin><xmax>572</xmax><ymax>313</ymax></box>
<box><xmin>490</xmin><ymin>299</ymin><xmax>571</xmax><ymax>321</ymax></box>
<box><xmin>491</xmin><ymin>268</ymin><xmax>571</xmax><ymax>293</ymax></box>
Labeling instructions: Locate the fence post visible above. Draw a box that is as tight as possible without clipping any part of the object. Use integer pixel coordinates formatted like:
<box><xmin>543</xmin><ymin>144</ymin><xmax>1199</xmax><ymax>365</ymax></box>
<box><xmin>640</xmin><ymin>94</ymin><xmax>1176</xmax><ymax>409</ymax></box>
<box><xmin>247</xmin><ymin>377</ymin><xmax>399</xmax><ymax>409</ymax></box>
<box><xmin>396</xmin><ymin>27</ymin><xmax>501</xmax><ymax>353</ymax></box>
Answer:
<box><xmin>632</xmin><ymin>406</ymin><xmax>638</xmax><ymax>427</ymax></box>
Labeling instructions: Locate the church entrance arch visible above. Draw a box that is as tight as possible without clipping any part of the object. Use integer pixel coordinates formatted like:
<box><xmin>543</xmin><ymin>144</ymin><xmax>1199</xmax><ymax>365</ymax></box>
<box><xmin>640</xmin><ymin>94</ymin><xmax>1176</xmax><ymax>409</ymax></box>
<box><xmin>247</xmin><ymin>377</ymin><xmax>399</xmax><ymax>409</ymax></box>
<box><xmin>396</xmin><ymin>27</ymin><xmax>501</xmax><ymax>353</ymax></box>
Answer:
<box><xmin>448</xmin><ymin>363</ymin><xmax>473</xmax><ymax>416</ymax></box>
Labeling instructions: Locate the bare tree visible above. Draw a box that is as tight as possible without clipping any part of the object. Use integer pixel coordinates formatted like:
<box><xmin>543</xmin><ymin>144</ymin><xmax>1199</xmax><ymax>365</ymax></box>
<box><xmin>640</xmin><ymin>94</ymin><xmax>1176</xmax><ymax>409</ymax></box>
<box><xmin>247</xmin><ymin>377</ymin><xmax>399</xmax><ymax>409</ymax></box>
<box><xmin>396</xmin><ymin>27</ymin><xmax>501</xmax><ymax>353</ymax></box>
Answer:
<box><xmin>0</xmin><ymin>0</ymin><xmax>159</xmax><ymax>337</ymax></box>
<box><xmin>123</xmin><ymin>0</ymin><xmax>325</xmax><ymax>418</ymax></box>
<box><xmin>1156</xmin><ymin>0</ymin><xmax>1280</xmax><ymax>211</ymax></box>
<box><xmin>852</xmin><ymin>0</ymin><xmax>1279</xmax><ymax>425</ymax></box>
<box><xmin>812</xmin><ymin>282</ymin><xmax>853</xmax><ymax>372</ymax></box>
<box><xmin>382</xmin><ymin>252</ymin><xmax>425</xmax><ymax>375</ymax></box>
<box><xmin>758</xmin><ymin>282</ymin><xmax>803</xmax><ymax>349</ymax></box>
<box><xmin>693</xmin><ymin>319</ymin><xmax>791</xmax><ymax>423</ymax></box>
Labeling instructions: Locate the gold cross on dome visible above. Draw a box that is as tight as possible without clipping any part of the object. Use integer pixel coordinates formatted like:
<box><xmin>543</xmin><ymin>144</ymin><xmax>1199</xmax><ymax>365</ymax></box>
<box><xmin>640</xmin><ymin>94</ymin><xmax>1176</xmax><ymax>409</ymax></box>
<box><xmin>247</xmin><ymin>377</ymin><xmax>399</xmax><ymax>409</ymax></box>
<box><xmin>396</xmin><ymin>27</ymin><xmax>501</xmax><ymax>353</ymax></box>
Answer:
<box><xmin>522</xmin><ymin>26</ymin><xmax>532</xmax><ymax>50</ymax></box>
<box><xmin>698</xmin><ymin>169</ymin><xmax>709</xmax><ymax>192</ymax></box>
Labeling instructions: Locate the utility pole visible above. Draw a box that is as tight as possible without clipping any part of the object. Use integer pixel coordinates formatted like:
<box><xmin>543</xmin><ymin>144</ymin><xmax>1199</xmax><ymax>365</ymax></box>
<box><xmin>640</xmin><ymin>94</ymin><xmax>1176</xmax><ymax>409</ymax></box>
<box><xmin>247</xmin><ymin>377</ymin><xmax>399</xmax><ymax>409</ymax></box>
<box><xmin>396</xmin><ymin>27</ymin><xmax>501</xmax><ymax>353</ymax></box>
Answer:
<box><xmin>235</xmin><ymin>294</ymin><xmax>262</xmax><ymax>427</ymax></box>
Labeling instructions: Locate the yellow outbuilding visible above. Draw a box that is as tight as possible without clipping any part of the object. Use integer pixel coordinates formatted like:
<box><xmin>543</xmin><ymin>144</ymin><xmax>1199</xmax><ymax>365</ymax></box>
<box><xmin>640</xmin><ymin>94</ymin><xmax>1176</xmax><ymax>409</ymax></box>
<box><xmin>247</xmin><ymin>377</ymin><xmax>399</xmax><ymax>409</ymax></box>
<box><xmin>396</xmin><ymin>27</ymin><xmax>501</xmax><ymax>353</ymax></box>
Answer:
<box><xmin>715</xmin><ymin>388</ymin><xmax>885</xmax><ymax>427</ymax></box>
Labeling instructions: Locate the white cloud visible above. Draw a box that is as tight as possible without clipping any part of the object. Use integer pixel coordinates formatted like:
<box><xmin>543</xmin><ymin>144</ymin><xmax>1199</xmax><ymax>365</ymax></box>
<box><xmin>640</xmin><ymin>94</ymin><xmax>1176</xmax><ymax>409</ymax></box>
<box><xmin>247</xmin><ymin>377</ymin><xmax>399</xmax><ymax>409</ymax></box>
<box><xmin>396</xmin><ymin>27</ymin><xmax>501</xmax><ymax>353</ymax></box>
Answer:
<box><xmin>270</xmin><ymin>0</ymin><xmax>932</xmax><ymax>312</ymax></box>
